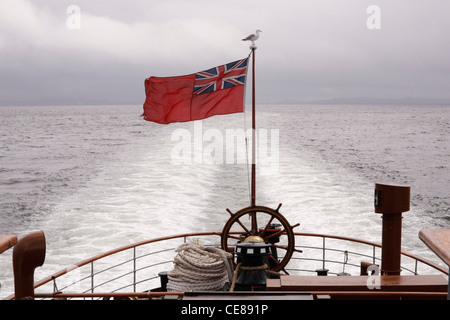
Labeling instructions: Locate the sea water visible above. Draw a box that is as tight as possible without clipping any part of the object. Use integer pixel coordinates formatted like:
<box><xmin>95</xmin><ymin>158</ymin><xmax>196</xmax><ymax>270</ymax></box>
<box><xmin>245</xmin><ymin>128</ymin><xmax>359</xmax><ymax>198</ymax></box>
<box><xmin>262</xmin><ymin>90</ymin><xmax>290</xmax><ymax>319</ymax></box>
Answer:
<box><xmin>0</xmin><ymin>104</ymin><xmax>449</xmax><ymax>298</ymax></box>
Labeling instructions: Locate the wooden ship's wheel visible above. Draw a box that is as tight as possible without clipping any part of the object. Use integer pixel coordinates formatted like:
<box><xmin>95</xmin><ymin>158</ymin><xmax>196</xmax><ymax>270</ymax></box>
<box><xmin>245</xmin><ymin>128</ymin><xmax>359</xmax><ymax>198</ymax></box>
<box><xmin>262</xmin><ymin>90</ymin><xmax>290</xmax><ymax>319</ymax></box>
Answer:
<box><xmin>220</xmin><ymin>204</ymin><xmax>300</xmax><ymax>274</ymax></box>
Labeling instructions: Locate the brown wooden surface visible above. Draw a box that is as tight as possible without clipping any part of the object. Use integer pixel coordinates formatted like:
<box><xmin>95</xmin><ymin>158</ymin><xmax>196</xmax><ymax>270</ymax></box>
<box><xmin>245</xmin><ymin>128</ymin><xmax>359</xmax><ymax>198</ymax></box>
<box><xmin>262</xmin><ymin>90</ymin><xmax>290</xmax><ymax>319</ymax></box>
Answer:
<box><xmin>419</xmin><ymin>229</ymin><xmax>450</xmax><ymax>267</ymax></box>
<box><xmin>267</xmin><ymin>275</ymin><xmax>448</xmax><ymax>292</ymax></box>
<box><xmin>0</xmin><ymin>234</ymin><xmax>17</xmax><ymax>254</ymax></box>
<box><xmin>374</xmin><ymin>183</ymin><xmax>410</xmax><ymax>214</ymax></box>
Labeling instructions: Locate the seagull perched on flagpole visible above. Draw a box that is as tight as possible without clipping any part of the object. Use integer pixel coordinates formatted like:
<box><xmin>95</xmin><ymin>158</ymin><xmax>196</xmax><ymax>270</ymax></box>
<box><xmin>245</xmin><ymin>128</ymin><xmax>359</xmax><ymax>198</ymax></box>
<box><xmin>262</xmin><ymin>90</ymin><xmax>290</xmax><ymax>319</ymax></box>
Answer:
<box><xmin>242</xmin><ymin>29</ymin><xmax>262</xmax><ymax>46</ymax></box>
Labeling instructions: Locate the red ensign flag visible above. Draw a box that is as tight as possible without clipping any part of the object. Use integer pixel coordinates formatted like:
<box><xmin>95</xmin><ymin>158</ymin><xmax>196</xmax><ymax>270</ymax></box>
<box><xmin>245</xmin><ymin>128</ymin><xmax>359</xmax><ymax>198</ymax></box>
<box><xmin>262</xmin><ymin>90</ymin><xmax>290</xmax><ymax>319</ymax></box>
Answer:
<box><xmin>142</xmin><ymin>58</ymin><xmax>248</xmax><ymax>124</ymax></box>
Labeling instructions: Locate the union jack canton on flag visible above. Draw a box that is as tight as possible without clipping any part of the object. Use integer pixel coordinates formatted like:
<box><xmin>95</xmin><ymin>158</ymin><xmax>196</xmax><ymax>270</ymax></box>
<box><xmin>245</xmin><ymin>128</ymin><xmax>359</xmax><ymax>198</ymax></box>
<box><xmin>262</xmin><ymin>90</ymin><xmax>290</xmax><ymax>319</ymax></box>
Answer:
<box><xmin>194</xmin><ymin>58</ymin><xmax>248</xmax><ymax>95</ymax></box>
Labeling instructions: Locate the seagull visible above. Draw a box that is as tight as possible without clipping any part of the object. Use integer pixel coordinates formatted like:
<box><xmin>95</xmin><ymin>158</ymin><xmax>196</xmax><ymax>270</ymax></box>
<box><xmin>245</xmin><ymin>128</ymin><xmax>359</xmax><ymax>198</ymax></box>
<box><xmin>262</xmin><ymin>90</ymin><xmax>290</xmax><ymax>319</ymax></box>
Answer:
<box><xmin>242</xmin><ymin>29</ymin><xmax>262</xmax><ymax>45</ymax></box>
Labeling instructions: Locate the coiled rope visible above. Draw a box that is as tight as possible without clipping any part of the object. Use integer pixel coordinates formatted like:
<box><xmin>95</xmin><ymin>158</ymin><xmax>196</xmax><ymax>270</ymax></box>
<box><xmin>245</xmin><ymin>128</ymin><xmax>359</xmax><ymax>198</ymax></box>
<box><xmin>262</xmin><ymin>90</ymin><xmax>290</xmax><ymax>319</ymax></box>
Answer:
<box><xmin>167</xmin><ymin>243</ymin><xmax>234</xmax><ymax>292</ymax></box>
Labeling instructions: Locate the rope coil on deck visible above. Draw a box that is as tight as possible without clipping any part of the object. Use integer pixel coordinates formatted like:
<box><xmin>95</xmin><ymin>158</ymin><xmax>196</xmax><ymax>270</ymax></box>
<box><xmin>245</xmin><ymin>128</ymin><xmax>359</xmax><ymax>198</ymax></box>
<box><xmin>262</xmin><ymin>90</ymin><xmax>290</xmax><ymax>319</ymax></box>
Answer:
<box><xmin>167</xmin><ymin>243</ymin><xmax>233</xmax><ymax>292</ymax></box>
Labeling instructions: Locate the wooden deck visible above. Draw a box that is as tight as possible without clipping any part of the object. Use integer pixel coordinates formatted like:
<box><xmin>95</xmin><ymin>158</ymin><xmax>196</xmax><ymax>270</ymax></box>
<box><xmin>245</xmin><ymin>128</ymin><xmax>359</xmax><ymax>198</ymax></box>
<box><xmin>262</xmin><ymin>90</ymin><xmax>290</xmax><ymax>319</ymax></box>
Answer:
<box><xmin>267</xmin><ymin>275</ymin><xmax>448</xmax><ymax>299</ymax></box>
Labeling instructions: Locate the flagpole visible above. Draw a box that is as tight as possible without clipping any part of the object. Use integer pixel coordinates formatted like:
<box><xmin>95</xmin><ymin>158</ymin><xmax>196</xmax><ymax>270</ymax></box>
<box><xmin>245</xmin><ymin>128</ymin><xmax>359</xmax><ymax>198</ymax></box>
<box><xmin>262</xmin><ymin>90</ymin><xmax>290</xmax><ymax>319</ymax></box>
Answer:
<box><xmin>249</xmin><ymin>45</ymin><xmax>257</xmax><ymax>234</ymax></box>
<box><xmin>251</xmin><ymin>47</ymin><xmax>256</xmax><ymax>208</ymax></box>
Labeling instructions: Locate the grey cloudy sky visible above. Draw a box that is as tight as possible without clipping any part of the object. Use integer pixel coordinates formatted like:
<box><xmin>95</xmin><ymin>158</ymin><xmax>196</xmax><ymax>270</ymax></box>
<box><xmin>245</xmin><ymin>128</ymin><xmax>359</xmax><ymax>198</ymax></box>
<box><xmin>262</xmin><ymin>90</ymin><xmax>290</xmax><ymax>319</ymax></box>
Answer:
<box><xmin>1</xmin><ymin>0</ymin><xmax>450</xmax><ymax>106</ymax></box>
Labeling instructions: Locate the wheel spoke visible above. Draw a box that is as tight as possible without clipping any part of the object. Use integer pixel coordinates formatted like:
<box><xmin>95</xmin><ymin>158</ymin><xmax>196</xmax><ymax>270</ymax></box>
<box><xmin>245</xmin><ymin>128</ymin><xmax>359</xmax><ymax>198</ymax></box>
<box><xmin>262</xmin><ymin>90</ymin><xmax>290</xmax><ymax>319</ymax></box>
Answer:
<box><xmin>227</xmin><ymin>208</ymin><xmax>251</xmax><ymax>235</ymax></box>
<box><xmin>226</xmin><ymin>234</ymin><xmax>242</xmax><ymax>241</ymax></box>
<box><xmin>221</xmin><ymin>205</ymin><xmax>299</xmax><ymax>272</ymax></box>
<box><xmin>272</xmin><ymin>243</ymin><xmax>303</xmax><ymax>254</ymax></box>
<box><xmin>258</xmin><ymin>215</ymin><xmax>276</xmax><ymax>238</ymax></box>
<box><xmin>235</xmin><ymin>217</ymin><xmax>251</xmax><ymax>235</ymax></box>
<box><xmin>251</xmin><ymin>212</ymin><xmax>257</xmax><ymax>234</ymax></box>
<box><xmin>264</xmin><ymin>228</ymin><xmax>285</xmax><ymax>242</ymax></box>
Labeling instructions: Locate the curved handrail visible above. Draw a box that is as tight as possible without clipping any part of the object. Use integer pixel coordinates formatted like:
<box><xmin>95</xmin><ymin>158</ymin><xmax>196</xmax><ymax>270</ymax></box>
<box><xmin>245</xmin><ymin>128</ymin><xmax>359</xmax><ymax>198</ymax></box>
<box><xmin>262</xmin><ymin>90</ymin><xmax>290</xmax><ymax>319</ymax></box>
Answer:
<box><xmin>293</xmin><ymin>232</ymin><xmax>448</xmax><ymax>275</ymax></box>
<box><xmin>38</xmin><ymin>231</ymin><xmax>448</xmax><ymax>284</ymax></box>
<box><xmin>5</xmin><ymin>231</ymin><xmax>448</xmax><ymax>300</ymax></box>
<box><xmin>0</xmin><ymin>234</ymin><xmax>17</xmax><ymax>254</ymax></box>
<box><xmin>32</xmin><ymin>232</ymin><xmax>222</xmax><ymax>291</ymax></box>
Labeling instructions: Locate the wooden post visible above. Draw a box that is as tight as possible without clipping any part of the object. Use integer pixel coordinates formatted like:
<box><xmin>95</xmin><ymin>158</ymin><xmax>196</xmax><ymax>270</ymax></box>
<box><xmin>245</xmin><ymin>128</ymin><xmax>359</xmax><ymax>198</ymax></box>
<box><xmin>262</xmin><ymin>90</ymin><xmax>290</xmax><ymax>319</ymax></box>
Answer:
<box><xmin>374</xmin><ymin>183</ymin><xmax>410</xmax><ymax>275</ymax></box>
<box><xmin>13</xmin><ymin>231</ymin><xmax>46</xmax><ymax>300</ymax></box>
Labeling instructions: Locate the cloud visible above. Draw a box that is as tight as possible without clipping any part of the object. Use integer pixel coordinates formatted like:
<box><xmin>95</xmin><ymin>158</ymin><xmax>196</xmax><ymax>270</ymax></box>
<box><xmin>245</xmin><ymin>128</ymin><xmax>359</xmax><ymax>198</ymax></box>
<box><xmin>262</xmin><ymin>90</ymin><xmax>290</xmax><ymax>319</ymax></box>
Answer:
<box><xmin>0</xmin><ymin>0</ymin><xmax>246</xmax><ymax>104</ymax></box>
<box><xmin>1</xmin><ymin>0</ymin><xmax>450</xmax><ymax>105</ymax></box>
<box><xmin>0</xmin><ymin>1</ymin><xmax>242</xmax><ymax>69</ymax></box>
